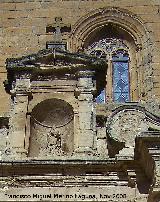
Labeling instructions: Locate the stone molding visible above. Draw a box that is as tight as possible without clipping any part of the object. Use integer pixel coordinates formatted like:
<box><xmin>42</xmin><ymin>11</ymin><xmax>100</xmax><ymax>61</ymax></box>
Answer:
<box><xmin>70</xmin><ymin>7</ymin><xmax>149</xmax><ymax>52</ymax></box>
<box><xmin>70</xmin><ymin>7</ymin><xmax>155</xmax><ymax>101</ymax></box>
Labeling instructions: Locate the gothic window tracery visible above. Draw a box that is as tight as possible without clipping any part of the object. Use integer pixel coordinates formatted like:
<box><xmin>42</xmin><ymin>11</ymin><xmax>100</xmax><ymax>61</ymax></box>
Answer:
<box><xmin>85</xmin><ymin>38</ymin><xmax>130</xmax><ymax>103</ymax></box>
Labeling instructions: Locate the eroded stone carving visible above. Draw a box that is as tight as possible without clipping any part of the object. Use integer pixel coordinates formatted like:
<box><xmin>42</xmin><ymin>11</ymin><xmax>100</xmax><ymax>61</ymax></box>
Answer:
<box><xmin>46</xmin><ymin>17</ymin><xmax>71</xmax><ymax>50</ymax></box>
<box><xmin>46</xmin><ymin>128</ymin><xmax>62</xmax><ymax>156</ymax></box>
<box><xmin>108</xmin><ymin>109</ymin><xmax>147</xmax><ymax>147</ymax></box>
<box><xmin>106</xmin><ymin>105</ymin><xmax>160</xmax><ymax>158</ymax></box>
<box><xmin>29</xmin><ymin>98</ymin><xmax>74</xmax><ymax>158</ymax></box>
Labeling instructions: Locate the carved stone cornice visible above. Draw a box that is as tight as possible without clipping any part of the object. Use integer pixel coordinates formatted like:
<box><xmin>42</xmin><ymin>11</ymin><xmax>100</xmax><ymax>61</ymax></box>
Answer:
<box><xmin>6</xmin><ymin>49</ymin><xmax>106</xmax><ymax>71</ymax></box>
<box><xmin>5</xmin><ymin>49</ymin><xmax>107</xmax><ymax>94</ymax></box>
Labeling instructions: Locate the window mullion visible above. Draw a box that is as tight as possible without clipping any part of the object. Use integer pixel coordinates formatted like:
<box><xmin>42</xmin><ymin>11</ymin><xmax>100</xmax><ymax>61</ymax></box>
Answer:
<box><xmin>106</xmin><ymin>56</ymin><xmax>113</xmax><ymax>102</ymax></box>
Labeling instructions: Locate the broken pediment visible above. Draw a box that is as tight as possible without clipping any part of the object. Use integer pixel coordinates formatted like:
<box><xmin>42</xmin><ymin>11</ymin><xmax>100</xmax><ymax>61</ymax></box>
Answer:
<box><xmin>3</xmin><ymin>47</ymin><xmax>109</xmax><ymax>161</ymax></box>
<box><xmin>6</xmin><ymin>49</ymin><xmax>106</xmax><ymax>73</ymax></box>
<box><xmin>5</xmin><ymin>49</ymin><xmax>107</xmax><ymax>96</ymax></box>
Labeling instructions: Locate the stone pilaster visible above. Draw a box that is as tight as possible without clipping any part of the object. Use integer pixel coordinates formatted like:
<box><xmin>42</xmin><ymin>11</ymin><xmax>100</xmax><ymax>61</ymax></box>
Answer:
<box><xmin>74</xmin><ymin>70</ymin><xmax>96</xmax><ymax>154</ymax></box>
<box><xmin>97</xmin><ymin>127</ymin><xmax>108</xmax><ymax>156</ymax></box>
<box><xmin>8</xmin><ymin>78</ymin><xmax>31</xmax><ymax>159</ymax></box>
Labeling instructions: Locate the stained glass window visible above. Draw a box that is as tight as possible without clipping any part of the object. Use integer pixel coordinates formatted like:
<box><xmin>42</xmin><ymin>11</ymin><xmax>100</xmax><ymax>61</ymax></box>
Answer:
<box><xmin>112</xmin><ymin>51</ymin><xmax>130</xmax><ymax>102</ymax></box>
<box><xmin>85</xmin><ymin>38</ymin><xmax>130</xmax><ymax>103</ymax></box>
<box><xmin>96</xmin><ymin>89</ymin><xmax>105</xmax><ymax>103</ymax></box>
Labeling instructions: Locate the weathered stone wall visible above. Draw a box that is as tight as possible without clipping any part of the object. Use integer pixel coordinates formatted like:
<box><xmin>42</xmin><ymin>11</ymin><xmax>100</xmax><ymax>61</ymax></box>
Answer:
<box><xmin>0</xmin><ymin>0</ymin><xmax>160</xmax><ymax>114</ymax></box>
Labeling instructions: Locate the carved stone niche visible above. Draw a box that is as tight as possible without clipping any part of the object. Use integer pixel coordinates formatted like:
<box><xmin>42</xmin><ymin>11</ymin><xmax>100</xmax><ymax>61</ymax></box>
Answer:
<box><xmin>5</xmin><ymin>48</ymin><xmax>107</xmax><ymax>159</ymax></box>
<box><xmin>28</xmin><ymin>98</ymin><xmax>74</xmax><ymax>158</ymax></box>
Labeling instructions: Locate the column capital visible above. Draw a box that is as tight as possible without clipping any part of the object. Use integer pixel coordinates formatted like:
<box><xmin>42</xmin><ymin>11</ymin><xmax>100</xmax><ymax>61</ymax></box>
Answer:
<box><xmin>75</xmin><ymin>70</ymin><xmax>96</xmax><ymax>98</ymax></box>
<box><xmin>12</xmin><ymin>78</ymin><xmax>31</xmax><ymax>96</ymax></box>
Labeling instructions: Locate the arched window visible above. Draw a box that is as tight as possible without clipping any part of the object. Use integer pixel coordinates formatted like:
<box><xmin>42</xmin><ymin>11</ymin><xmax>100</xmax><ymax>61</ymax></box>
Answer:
<box><xmin>112</xmin><ymin>50</ymin><xmax>130</xmax><ymax>102</ymax></box>
<box><xmin>85</xmin><ymin>38</ymin><xmax>130</xmax><ymax>103</ymax></box>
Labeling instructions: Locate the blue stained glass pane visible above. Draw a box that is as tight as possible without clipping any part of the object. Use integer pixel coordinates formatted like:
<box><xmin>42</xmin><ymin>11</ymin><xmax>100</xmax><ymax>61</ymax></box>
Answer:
<box><xmin>117</xmin><ymin>64</ymin><xmax>125</xmax><ymax>73</ymax></box>
<box><xmin>114</xmin><ymin>92</ymin><xmax>121</xmax><ymax>101</ymax></box>
<box><xmin>123</xmin><ymin>84</ymin><xmax>129</xmax><ymax>92</ymax></box>
<box><xmin>121</xmin><ymin>73</ymin><xmax>129</xmax><ymax>83</ymax></box>
<box><xmin>113</xmin><ymin>59</ymin><xmax>130</xmax><ymax>103</ymax></box>
<box><xmin>114</xmin><ymin>85</ymin><xmax>121</xmax><ymax>93</ymax></box>
<box><xmin>96</xmin><ymin>89</ymin><xmax>105</xmax><ymax>103</ymax></box>
<box><xmin>114</xmin><ymin>93</ymin><xmax>129</xmax><ymax>102</ymax></box>
<box><xmin>117</xmin><ymin>79</ymin><xmax>126</xmax><ymax>90</ymax></box>
<box><xmin>112</xmin><ymin>52</ymin><xmax>129</xmax><ymax>61</ymax></box>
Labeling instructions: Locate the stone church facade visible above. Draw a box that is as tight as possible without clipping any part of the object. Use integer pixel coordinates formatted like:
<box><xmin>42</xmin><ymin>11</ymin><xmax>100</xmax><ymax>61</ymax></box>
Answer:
<box><xmin>0</xmin><ymin>0</ymin><xmax>160</xmax><ymax>201</ymax></box>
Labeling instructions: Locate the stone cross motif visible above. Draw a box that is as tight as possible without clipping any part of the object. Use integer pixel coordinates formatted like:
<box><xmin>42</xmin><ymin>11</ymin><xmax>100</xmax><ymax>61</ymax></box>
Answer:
<box><xmin>46</xmin><ymin>17</ymin><xmax>71</xmax><ymax>42</ymax></box>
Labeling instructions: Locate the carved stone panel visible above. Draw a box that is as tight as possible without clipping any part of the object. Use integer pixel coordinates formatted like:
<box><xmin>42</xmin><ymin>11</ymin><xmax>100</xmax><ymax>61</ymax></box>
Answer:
<box><xmin>107</xmin><ymin>109</ymin><xmax>148</xmax><ymax>147</ymax></box>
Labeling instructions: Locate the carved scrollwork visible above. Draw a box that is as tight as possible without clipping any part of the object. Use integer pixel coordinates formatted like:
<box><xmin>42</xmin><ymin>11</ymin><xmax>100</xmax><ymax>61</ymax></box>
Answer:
<box><xmin>107</xmin><ymin>108</ymin><xmax>147</xmax><ymax>147</ymax></box>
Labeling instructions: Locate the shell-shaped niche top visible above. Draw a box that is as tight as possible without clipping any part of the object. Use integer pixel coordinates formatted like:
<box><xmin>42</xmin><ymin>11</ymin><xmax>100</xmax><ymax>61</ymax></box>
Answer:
<box><xmin>32</xmin><ymin>98</ymin><xmax>74</xmax><ymax>128</ymax></box>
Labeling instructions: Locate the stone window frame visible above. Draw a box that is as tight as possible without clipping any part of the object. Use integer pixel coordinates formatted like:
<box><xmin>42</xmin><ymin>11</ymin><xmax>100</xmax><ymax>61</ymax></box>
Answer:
<box><xmin>85</xmin><ymin>38</ymin><xmax>131</xmax><ymax>103</ymax></box>
<box><xmin>69</xmin><ymin>7</ymin><xmax>155</xmax><ymax>102</ymax></box>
